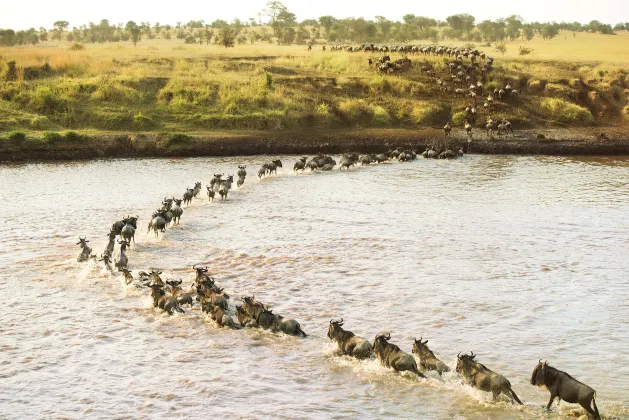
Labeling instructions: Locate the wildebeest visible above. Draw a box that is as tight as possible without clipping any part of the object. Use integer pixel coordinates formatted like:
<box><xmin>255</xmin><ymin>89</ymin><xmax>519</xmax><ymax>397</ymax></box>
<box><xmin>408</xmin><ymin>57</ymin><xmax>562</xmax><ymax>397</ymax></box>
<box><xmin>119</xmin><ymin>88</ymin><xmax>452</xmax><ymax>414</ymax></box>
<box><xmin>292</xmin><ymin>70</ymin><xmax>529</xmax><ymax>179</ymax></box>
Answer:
<box><xmin>327</xmin><ymin>319</ymin><xmax>373</xmax><ymax>359</ymax></box>
<box><xmin>373</xmin><ymin>333</ymin><xmax>425</xmax><ymax>378</ymax></box>
<box><xmin>210</xmin><ymin>174</ymin><xmax>223</xmax><ymax>189</ymax></box>
<box><xmin>499</xmin><ymin>119</ymin><xmax>514</xmax><ymax>136</ymax></box>
<box><xmin>530</xmin><ymin>360</ymin><xmax>600</xmax><ymax>419</ymax></box>
<box><xmin>412</xmin><ymin>337</ymin><xmax>450</xmax><ymax>375</ymax></box>
<box><xmin>147</xmin><ymin>283</ymin><xmax>184</xmax><ymax>315</ymax></box>
<box><xmin>306</xmin><ymin>160</ymin><xmax>319</xmax><ymax>171</ymax></box>
<box><xmin>104</xmin><ymin>229</ymin><xmax>116</xmax><ymax>257</ymax></box>
<box><xmin>237</xmin><ymin>176</ymin><xmax>246</xmax><ymax>188</ymax></box>
<box><xmin>201</xmin><ymin>301</ymin><xmax>239</xmax><ymax>329</ymax></box>
<box><xmin>120</xmin><ymin>216</ymin><xmax>138</xmax><ymax>245</ymax></box>
<box><xmin>218</xmin><ymin>182</ymin><xmax>229</xmax><ymax>201</ymax></box>
<box><xmin>206</xmin><ymin>186</ymin><xmax>215</xmax><ymax>202</ymax></box>
<box><xmin>171</xmin><ymin>199</ymin><xmax>183</xmax><ymax>225</ymax></box>
<box><xmin>115</xmin><ymin>240</ymin><xmax>129</xmax><ymax>271</ymax></box>
<box><xmin>192</xmin><ymin>182</ymin><xmax>202</xmax><ymax>198</ymax></box>
<box><xmin>183</xmin><ymin>188</ymin><xmax>194</xmax><ymax>206</ymax></box>
<box><xmin>76</xmin><ymin>236</ymin><xmax>93</xmax><ymax>262</ymax></box>
<box><xmin>198</xmin><ymin>286</ymin><xmax>229</xmax><ymax>310</ymax></box>
<box><xmin>121</xmin><ymin>268</ymin><xmax>134</xmax><ymax>285</ymax></box>
<box><xmin>258</xmin><ymin>167</ymin><xmax>266</xmax><ymax>178</ymax></box>
<box><xmin>147</xmin><ymin>210</ymin><xmax>167</xmax><ymax>238</ymax></box>
<box><xmin>293</xmin><ymin>157</ymin><xmax>307</xmax><ymax>172</ymax></box>
<box><xmin>268</xmin><ymin>309</ymin><xmax>307</xmax><ymax>337</ymax></box>
<box><xmin>456</xmin><ymin>352</ymin><xmax>523</xmax><ymax>404</ymax></box>
<box><xmin>99</xmin><ymin>252</ymin><xmax>113</xmax><ymax>272</ymax></box>
<box><xmin>237</xmin><ymin>165</ymin><xmax>247</xmax><ymax>178</ymax></box>
<box><xmin>265</xmin><ymin>159</ymin><xmax>283</xmax><ymax>175</ymax></box>
<box><xmin>166</xmin><ymin>280</ymin><xmax>195</xmax><ymax>305</ymax></box>
<box><xmin>235</xmin><ymin>305</ymin><xmax>258</xmax><ymax>327</ymax></box>
<box><xmin>444</xmin><ymin>122</ymin><xmax>452</xmax><ymax>137</ymax></box>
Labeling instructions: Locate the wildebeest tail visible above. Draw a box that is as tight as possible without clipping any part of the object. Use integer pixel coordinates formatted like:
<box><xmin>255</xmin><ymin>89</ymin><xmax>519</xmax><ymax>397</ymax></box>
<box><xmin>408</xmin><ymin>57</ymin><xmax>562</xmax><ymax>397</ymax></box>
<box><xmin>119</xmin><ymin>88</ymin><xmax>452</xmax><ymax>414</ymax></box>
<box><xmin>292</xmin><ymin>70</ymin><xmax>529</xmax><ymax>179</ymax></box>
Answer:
<box><xmin>509</xmin><ymin>388</ymin><xmax>523</xmax><ymax>405</ymax></box>
<box><xmin>592</xmin><ymin>394</ymin><xmax>600</xmax><ymax>419</ymax></box>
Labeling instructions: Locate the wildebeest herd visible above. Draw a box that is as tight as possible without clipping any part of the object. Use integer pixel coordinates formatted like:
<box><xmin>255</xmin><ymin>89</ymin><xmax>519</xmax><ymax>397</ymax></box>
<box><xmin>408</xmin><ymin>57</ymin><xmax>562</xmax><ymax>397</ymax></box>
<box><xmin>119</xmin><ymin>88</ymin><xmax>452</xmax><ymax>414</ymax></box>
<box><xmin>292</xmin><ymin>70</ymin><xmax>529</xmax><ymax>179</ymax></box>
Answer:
<box><xmin>75</xmin><ymin>153</ymin><xmax>601</xmax><ymax>419</ymax></box>
<box><xmin>323</xmin><ymin>43</ymin><xmax>520</xmax><ymax>141</ymax></box>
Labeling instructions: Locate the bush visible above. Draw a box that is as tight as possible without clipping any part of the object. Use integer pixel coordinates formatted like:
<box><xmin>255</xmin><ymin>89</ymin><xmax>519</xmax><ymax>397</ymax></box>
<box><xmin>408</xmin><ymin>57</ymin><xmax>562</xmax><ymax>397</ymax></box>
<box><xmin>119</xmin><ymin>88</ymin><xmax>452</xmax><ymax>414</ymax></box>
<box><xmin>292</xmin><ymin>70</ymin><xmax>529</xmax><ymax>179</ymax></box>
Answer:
<box><xmin>42</xmin><ymin>131</ymin><xmax>63</xmax><ymax>143</ymax></box>
<box><xmin>169</xmin><ymin>133</ymin><xmax>192</xmax><ymax>144</ymax></box>
<box><xmin>184</xmin><ymin>35</ymin><xmax>196</xmax><ymax>44</ymax></box>
<box><xmin>29</xmin><ymin>85</ymin><xmax>68</xmax><ymax>114</ymax></box>
<box><xmin>538</xmin><ymin>98</ymin><xmax>594</xmax><ymax>124</ymax></box>
<box><xmin>519</xmin><ymin>46</ymin><xmax>533</xmax><ymax>56</ymax></box>
<box><xmin>69</xmin><ymin>43</ymin><xmax>85</xmax><ymax>51</ymax></box>
<box><xmin>29</xmin><ymin>115</ymin><xmax>55</xmax><ymax>129</ymax></box>
<box><xmin>132</xmin><ymin>112</ymin><xmax>155</xmax><ymax>129</ymax></box>
<box><xmin>411</xmin><ymin>102</ymin><xmax>451</xmax><ymax>125</ymax></box>
<box><xmin>623</xmin><ymin>106</ymin><xmax>629</xmax><ymax>123</ymax></box>
<box><xmin>372</xmin><ymin>106</ymin><xmax>391</xmax><ymax>125</ymax></box>
<box><xmin>338</xmin><ymin>99</ymin><xmax>373</xmax><ymax>122</ymax></box>
<box><xmin>452</xmin><ymin>111</ymin><xmax>467</xmax><ymax>126</ymax></box>
<box><xmin>64</xmin><ymin>131</ymin><xmax>85</xmax><ymax>142</ymax></box>
<box><xmin>7</xmin><ymin>131</ymin><xmax>26</xmax><ymax>143</ymax></box>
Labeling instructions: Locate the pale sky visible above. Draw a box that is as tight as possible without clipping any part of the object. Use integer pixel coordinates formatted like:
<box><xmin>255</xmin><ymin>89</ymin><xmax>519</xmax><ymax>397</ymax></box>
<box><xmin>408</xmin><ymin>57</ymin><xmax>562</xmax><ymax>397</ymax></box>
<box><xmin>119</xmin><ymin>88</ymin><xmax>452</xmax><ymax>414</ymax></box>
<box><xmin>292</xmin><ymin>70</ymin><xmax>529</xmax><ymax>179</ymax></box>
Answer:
<box><xmin>4</xmin><ymin>0</ymin><xmax>628</xmax><ymax>30</ymax></box>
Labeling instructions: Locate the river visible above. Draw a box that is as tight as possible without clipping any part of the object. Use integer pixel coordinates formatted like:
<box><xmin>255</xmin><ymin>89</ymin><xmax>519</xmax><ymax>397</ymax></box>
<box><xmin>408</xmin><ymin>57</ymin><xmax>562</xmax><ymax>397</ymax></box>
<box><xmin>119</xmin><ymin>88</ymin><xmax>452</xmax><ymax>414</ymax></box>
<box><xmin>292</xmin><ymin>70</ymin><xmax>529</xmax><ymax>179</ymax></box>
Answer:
<box><xmin>1</xmin><ymin>155</ymin><xmax>628</xmax><ymax>419</ymax></box>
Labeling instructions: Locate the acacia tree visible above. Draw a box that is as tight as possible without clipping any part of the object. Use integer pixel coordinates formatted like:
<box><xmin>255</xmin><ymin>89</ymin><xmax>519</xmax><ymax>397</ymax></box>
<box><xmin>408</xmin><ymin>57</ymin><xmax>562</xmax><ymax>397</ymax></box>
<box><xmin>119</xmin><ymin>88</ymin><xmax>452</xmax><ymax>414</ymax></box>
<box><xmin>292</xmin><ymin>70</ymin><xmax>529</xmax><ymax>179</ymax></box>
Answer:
<box><xmin>261</xmin><ymin>1</ymin><xmax>296</xmax><ymax>44</ymax></box>
<box><xmin>52</xmin><ymin>20</ymin><xmax>69</xmax><ymax>41</ymax></box>
<box><xmin>125</xmin><ymin>21</ymin><xmax>142</xmax><ymax>46</ymax></box>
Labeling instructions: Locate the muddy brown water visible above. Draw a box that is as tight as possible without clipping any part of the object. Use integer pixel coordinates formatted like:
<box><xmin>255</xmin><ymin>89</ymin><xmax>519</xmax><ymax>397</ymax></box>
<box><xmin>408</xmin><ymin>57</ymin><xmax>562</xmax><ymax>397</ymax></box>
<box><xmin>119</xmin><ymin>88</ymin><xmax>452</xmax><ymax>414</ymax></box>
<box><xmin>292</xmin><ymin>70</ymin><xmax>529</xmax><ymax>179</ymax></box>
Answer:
<box><xmin>1</xmin><ymin>155</ymin><xmax>628</xmax><ymax>419</ymax></box>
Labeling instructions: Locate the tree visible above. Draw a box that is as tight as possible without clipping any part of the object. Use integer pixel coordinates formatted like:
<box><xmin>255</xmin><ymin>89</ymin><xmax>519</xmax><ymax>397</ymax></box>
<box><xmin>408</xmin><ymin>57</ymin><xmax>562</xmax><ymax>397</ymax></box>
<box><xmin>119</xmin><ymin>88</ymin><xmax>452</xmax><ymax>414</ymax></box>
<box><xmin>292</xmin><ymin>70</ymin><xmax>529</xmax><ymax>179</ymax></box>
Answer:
<box><xmin>522</xmin><ymin>25</ymin><xmax>535</xmax><ymax>41</ymax></box>
<box><xmin>39</xmin><ymin>27</ymin><xmax>48</xmax><ymax>42</ymax></box>
<box><xmin>126</xmin><ymin>21</ymin><xmax>142</xmax><ymax>46</ymax></box>
<box><xmin>282</xmin><ymin>27</ymin><xmax>296</xmax><ymax>44</ymax></box>
<box><xmin>505</xmin><ymin>15</ymin><xmax>523</xmax><ymax>40</ymax></box>
<box><xmin>495</xmin><ymin>42</ymin><xmax>507</xmax><ymax>55</ymax></box>
<box><xmin>261</xmin><ymin>1</ymin><xmax>296</xmax><ymax>43</ymax></box>
<box><xmin>202</xmin><ymin>26</ymin><xmax>214</xmax><ymax>45</ymax></box>
<box><xmin>375</xmin><ymin>16</ymin><xmax>393</xmax><ymax>40</ymax></box>
<box><xmin>446</xmin><ymin>14</ymin><xmax>475</xmax><ymax>34</ymax></box>
<box><xmin>52</xmin><ymin>20</ymin><xmax>69</xmax><ymax>41</ymax></box>
<box><xmin>318</xmin><ymin>16</ymin><xmax>336</xmax><ymax>37</ymax></box>
<box><xmin>217</xmin><ymin>23</ymin><xmax>242</xmax><ymax>47</ymax></box>
<box><xmin>541</xmin><ymin>24</ymin><xmax>559</xmax><ymax>40</ymax></box>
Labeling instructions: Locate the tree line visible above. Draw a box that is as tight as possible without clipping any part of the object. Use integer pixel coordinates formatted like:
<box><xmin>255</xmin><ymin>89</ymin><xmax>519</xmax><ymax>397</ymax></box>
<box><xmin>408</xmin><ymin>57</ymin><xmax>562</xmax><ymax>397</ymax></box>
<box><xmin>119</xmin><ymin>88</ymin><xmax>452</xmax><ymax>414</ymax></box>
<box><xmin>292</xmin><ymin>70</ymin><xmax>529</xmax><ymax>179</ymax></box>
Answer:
<box><xmin>1</xmin><ymin>1</ymin><xmax>627</xmax><ymax>47</ymax></box>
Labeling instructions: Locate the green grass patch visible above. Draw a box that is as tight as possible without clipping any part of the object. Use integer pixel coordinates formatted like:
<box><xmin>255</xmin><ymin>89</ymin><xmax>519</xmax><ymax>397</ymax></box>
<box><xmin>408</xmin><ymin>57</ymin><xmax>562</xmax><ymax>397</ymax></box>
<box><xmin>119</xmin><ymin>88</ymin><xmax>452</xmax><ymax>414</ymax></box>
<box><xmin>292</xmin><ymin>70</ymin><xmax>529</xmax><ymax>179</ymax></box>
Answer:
<box><xmin>538</xmin><ymin>98</ymin><xmax>594</xmax><ymax>124</ymax></box>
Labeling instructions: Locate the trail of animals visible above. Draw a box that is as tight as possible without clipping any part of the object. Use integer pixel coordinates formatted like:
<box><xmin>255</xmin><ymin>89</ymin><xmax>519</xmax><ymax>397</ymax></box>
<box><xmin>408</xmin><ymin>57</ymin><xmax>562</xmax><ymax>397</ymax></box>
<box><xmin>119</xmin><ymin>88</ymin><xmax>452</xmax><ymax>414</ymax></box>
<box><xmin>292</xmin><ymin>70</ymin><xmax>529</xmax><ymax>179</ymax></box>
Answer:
<box><xmin>75</xmin><ymin>152</ymin><xmax>601</xmax><ymax>419</ymax></box>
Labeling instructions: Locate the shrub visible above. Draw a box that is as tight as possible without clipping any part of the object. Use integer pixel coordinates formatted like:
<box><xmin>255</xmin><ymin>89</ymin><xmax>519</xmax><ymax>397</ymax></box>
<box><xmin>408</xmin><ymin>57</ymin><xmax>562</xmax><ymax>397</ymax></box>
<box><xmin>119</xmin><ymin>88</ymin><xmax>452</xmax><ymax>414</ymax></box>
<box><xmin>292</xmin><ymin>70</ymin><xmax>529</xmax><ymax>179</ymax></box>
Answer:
<box><xmin>64</xmin><ymin>131</ymin><xmax>85</xmax><ymax>142</ymax></box>
<box><xmin>69</xmin><ymin>42</ymin><xmax>85</xmax><ymax>51</ymax></box>
<box><xmin>338</xmin><ymin>99</ymin><xmax>373</xmax><ymax>122</ymax></box>
<box><xmin>372</xmin><ymin>106</ymin><xmax>391</xmax><ymax>125</ymax></box>
<box><xmin>184</xmin><ymin>34</ymin><xmax>196</xmax><ymax>44</ymax></box>
<box><xmin>519</xmin><ymin>46</ymin><xmax>533</xmax><ymax>56</ymax></box>
<box><xmin>29</xmin><ymin>115</ymin><xmax>55</xmax><ymax>129</ymax></box>
<box><xmin>452</xmin><ymin>111</ymin><xmax>467</xmax><ymax>126</ymax></box>
<box><xmin>132</xmin><ymin>112</ymin><xmax>154</xmax><ymax>129</ymax></box>
<box><xmin>169</xmin><ymin>133</ymin><xmax>192</xmax><ymax>144</ymax></box>
<box><xmin>42</xmin><ymin>131</ymin><xmax>63</xmax><ymax>143</ymax></box>
<box><xmin>495</xmin><ymin>43</ymin><xmax>507</xmax><ymax>55</ymax></box>
<box><xmin>538</xmin><ymin>98</ymin><xmax>594</xmax><ymax>124</ymax></box>
<box><xmin>8</xmin><ymin>131</ymin><xmax>26</xmax><ymax>143</ymax></box>
<box><xmin>623</xmin><ymin>106</ymin><xmax>629</xmax><ymax>123</ymax></box>
<box><xmin>29</xmin><ymin>85</ymin><xmax>68</xmax><ymax>114</ymax></box>
<box><xmin>411</xmin><ymin>102</ymin><xmax>451</xmax><ymax>125</ymax></box>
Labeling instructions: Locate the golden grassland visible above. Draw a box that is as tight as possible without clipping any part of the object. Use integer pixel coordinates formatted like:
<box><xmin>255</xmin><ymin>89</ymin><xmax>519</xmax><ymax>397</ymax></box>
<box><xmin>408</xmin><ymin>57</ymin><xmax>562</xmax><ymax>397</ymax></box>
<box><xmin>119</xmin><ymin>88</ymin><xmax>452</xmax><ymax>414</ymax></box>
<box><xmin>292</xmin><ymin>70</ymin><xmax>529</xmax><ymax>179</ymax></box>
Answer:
<box><xmin>0</xmin><ymin>30</ymin><xmax>628</xmax><ymax>140</ymax></box>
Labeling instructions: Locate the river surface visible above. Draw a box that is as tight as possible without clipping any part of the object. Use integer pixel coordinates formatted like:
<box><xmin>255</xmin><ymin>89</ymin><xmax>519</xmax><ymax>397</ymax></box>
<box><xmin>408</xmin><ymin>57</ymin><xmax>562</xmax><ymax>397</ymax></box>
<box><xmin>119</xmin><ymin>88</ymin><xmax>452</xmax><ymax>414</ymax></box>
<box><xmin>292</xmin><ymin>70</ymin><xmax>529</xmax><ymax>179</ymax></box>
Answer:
<box><xmin>1</xmin><ymin>155</ymin><xmax>629</xmax><ymax>419</ymax></box>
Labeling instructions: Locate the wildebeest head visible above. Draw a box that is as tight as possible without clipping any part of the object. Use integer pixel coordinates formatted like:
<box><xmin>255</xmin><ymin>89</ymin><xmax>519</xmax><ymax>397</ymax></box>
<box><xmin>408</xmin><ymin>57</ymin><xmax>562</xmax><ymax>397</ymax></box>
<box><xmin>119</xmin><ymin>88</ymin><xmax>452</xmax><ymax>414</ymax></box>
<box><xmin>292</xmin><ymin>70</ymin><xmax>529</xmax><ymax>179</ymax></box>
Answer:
<box><xmin>272</xmin><ymin>159</ymin><xmax>282</xmax><ymax>168</ymax></box>
<box><xmin>77</xmin><ymin>236</ymin><xmax>89</xmax><ymax>248</ymax></box>
<box><xmin>148</xmin><ymin>269</ymin><xmax>164</xmax><ymax>286</ymax></box>
<box><xmin>173</xmin><ymin>199</ymin><xmax>182</xmax><ymax>206</ymax></box>
<box><xmin>327</xmin><ymin>318</ymin><xmax>346</xmax><ymax>340</ymax></box>
<box><xmin>117</xmin><ymin>239</ymin><xmax>129</xmax><ymax>250</ymax></box>
<box><xmin>372</xmin><ymin>332</ymin><xmax>392</xmax><ymax>353</ymax></box>
<box><xmin>412</xmin><ymin>337</ymin><xmax>431</xmax><ymax>357</ymax></box>
<box><xmin>530</xmin><ymin>360</ymin><xmax>549</xmax><ymax>387</ymax></box>
<box><xmin>147</xmin><ymin>283</ymin><xmax>167</xmax><ymax>307</ymax></box>
<box><xmin>456</xmin><ymin>352</ymin><xmax>476</xmax><ymax>375</ymax></box>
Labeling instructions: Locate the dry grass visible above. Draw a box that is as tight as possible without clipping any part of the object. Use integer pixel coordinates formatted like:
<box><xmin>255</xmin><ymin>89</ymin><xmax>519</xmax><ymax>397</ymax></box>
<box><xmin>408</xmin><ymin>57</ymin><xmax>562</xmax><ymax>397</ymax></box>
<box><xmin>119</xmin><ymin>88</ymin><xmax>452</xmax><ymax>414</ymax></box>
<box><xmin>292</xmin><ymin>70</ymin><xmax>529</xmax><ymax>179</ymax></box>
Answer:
<box><xmin>0</xmin><ymin>33</ymin><xmax>627</xmax><ymax>133</ymax></box>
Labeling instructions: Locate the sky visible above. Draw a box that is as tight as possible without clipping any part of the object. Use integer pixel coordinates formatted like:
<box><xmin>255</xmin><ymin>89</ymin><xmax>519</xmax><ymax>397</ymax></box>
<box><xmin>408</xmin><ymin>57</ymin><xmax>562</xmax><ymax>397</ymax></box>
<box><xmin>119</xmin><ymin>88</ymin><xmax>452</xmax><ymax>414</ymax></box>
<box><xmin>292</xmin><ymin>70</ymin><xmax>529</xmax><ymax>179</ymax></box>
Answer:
<box><xmin>3</xmin><ymin>0</ymin><xmax>628</xmax><ymax>30</ymax></box>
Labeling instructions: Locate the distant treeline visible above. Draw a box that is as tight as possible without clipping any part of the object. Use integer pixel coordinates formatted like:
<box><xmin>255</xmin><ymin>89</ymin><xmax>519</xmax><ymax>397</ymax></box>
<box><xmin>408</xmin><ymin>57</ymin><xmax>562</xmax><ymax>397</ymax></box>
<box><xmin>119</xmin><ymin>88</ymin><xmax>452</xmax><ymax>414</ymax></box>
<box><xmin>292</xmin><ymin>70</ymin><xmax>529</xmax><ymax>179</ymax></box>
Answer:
<box><xmin>1</xmin><ymin>1</ymin><xmax>628</xmax><ymax>47</ymax></box>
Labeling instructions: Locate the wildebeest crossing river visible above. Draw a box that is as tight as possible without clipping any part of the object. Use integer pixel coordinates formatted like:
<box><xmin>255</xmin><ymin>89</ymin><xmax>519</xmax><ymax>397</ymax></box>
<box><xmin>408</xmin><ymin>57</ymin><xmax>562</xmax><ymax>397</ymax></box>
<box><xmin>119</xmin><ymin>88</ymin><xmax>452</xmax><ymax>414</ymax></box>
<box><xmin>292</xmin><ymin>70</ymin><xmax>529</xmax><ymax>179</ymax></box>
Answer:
<box><xmin>1</xmin><ymin>155</ymin><xmax>628</xmax><ymax>419</ymax></box>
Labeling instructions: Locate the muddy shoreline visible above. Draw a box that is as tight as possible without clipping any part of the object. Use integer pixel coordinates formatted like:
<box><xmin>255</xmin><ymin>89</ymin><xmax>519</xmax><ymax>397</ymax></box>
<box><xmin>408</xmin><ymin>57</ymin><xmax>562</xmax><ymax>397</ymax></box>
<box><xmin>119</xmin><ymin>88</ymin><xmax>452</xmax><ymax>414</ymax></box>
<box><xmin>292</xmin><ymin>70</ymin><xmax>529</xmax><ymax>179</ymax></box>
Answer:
<box><xmin>1</xmin><ymin>128</ymin><xmax>629</xmax><ymax>162</ymax></box>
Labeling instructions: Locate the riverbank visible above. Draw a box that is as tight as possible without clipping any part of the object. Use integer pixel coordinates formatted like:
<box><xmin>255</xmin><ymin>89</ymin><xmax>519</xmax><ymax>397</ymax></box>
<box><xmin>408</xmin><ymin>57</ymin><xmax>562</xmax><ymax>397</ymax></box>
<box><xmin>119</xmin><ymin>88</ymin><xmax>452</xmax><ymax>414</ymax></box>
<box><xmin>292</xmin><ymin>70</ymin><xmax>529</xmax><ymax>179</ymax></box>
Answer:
<box><xmin>1</xmin><ymin>127</ymin><xmax>629</xmax><ymax>162</ymax></box>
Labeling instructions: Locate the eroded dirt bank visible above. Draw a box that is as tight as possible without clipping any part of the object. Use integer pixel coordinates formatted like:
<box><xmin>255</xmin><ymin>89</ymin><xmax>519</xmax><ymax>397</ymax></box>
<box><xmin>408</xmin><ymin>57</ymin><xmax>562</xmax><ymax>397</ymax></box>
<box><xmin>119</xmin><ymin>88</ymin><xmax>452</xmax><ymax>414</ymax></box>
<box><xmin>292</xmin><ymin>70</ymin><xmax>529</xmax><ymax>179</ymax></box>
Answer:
<box><xmin>1</xmin><ymin>128</ymin><xmax>629</xmax><ymax>162</ymax></box>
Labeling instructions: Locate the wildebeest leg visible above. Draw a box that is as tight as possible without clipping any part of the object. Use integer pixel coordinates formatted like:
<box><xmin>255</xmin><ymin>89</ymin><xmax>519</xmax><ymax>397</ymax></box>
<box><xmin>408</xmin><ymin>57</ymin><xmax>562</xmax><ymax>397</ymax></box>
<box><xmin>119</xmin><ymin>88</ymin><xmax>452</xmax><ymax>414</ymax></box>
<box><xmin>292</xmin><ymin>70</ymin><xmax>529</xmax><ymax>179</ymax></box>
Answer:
<box><xmin>591</xmin><ymin>396</ymin><xmax>601</xmax><ymax>419</ymax></box>
<box><xmin>546</xmin><ymin>394</ymin><xmax>556</xmax><ymax>410</ymax></box>
<box><xmin>579</xmin><ymin>396</ymin><xmax>599</xmax><ymax>419</ymax></box>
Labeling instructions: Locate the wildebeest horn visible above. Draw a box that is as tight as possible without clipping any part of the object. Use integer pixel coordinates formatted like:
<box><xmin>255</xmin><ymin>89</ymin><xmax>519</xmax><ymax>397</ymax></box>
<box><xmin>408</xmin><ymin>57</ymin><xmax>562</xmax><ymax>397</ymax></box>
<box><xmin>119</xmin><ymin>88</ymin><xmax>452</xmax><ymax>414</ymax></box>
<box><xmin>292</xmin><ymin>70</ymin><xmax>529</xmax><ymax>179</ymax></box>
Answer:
<box><xmin>470</xmin><ymin>351</ymin><xmax>475</xmax><ymax>359</ymax></box>
<box><xmin>457</xmin><ymin>352</ymin><xmax>461</xmax><ymax>358</ymax></box>
<box><xmin>539</xmin><ymin>359</ymin><xmax>542</xmax><ymax>364</ymax></box>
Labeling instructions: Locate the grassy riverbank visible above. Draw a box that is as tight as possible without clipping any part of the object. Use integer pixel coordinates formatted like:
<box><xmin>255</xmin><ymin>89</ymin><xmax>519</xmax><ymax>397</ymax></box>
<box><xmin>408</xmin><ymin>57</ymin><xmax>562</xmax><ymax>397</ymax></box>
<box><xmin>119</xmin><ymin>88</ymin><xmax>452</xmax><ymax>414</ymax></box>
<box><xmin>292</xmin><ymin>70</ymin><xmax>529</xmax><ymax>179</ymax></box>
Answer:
<box><xmin>0</xmin><ymin>33</ymin><xmax>628</xmax><ymax>160</ymax></box>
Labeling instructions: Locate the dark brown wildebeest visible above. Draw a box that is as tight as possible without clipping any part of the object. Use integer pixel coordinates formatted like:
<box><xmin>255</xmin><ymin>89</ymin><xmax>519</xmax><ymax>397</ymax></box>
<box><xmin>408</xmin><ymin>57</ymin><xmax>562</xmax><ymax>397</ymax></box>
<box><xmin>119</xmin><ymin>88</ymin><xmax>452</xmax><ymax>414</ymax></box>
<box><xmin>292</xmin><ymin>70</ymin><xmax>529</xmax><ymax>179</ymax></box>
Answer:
<box><xmin>373</xmin><ymin>333</ymin><xmax>425</xmax><ymax>378</ymax></box>
<box><xmin>198</xmin><ymin>286</ymin><xmax>229</xmax><ymax>310</ymax></box>
<box><xmin>530</xmin><ymin>360</ymin><xmax>600</xmax><ymax>419</ymax></box>
<box><xmin>166</xmin><ymin>280</ymin><xmax>195</xmax><ymax>305</ymax></box>
<box><xmin>201</xmin><ymin>301</ymin><xmax>240</xmax><ymax>329</ymax></box>
<box><xmin>327</xmin><ymin>319</ymin><xmax>373</xmax><ymax>359</ymax></box>
<box><xmin>412</xmin><ymin>337</ymin><xmax>450</xmax><ymax>375</ymax></box>
<box><xmin>456</xmin><ymin>352</ymin><xmax>522</xmax><ymax>404</ymax></box>
<box><xmin>147</xmin><ymin>283</ymin><xmax>184</xmax><ymax>315</ymax></box>
<box><xmin>235</xmin><ymin>305</ymin><xmax>258</xmax><ymax>327</ymax></box>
